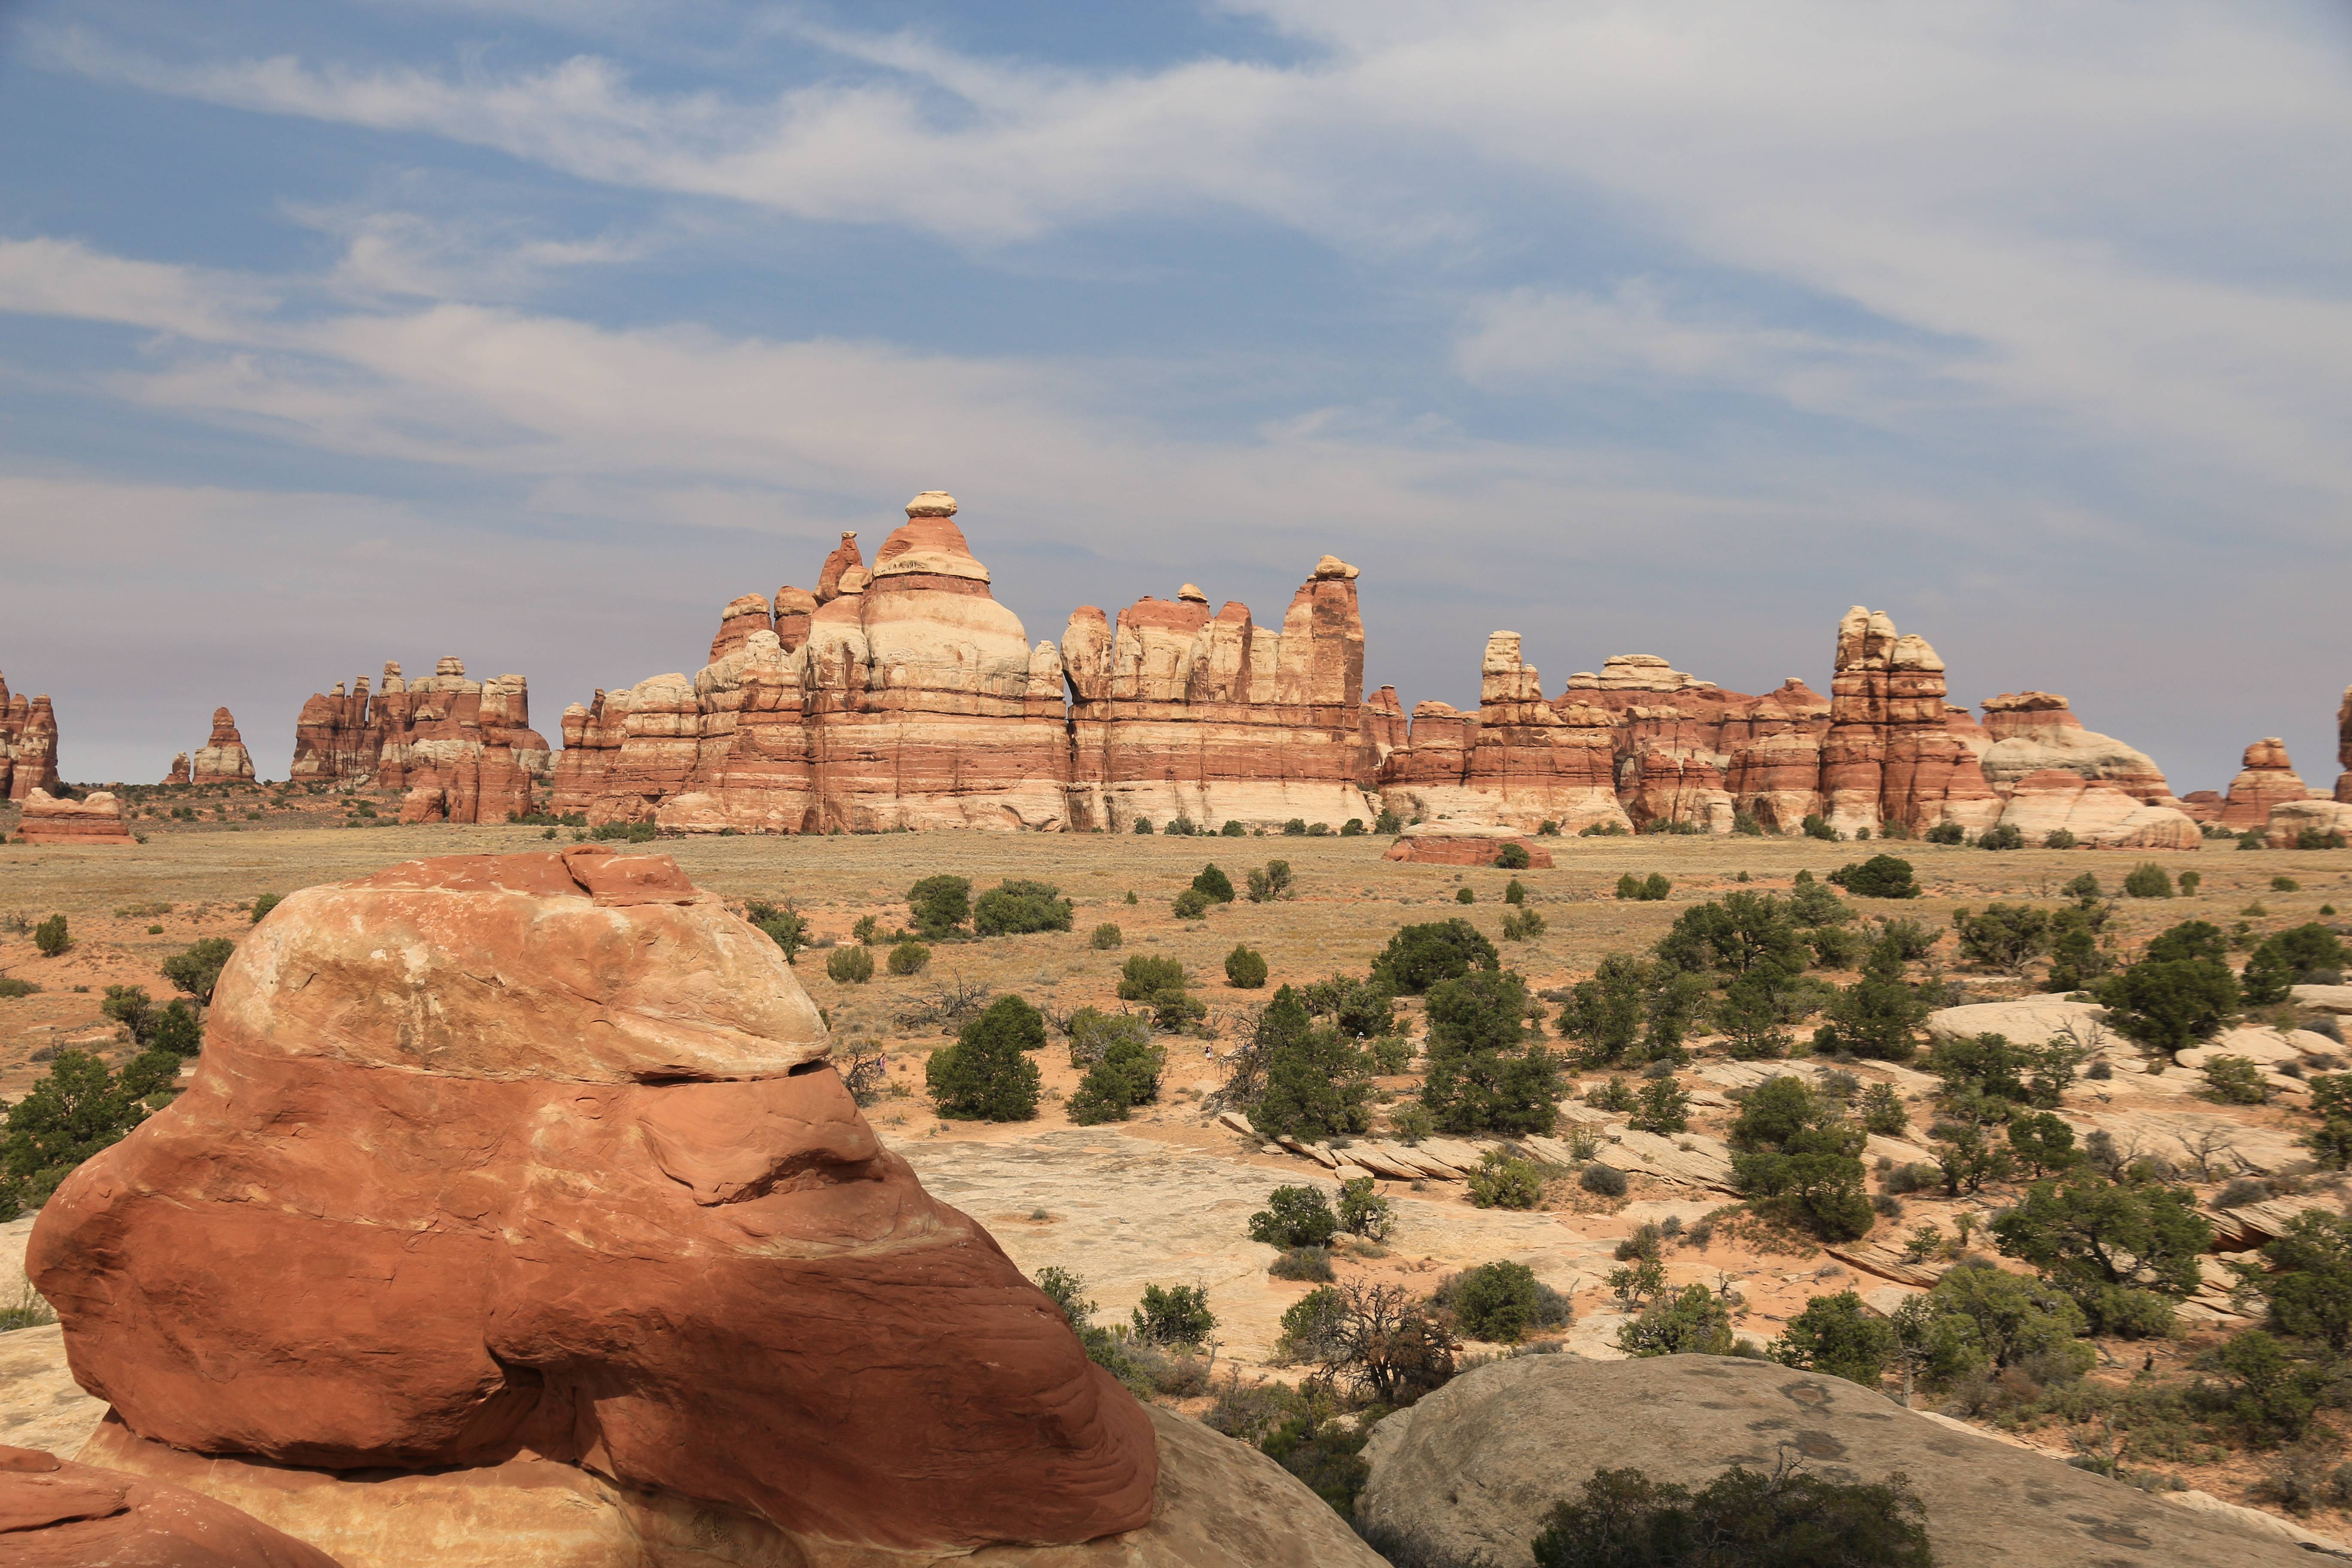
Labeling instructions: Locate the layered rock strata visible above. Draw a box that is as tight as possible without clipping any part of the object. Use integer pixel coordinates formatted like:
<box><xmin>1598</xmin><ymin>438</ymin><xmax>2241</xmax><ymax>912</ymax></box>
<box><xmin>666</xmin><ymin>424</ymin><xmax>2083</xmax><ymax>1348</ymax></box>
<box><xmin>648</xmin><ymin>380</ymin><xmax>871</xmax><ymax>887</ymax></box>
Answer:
<box><xmin>15</xmin><ymin>789</ymin><xmax>136</xmax><ymax>846</ymax></box>
<box><xmin>0</xmin><ymin>673</ymin><xmax>61</xmax><ymax>802</ymax></box>
<box><xmin>1819</xmin><ymin>606</ymin><xmax>2002</xmax><ymax>836</ymax></box>
<box><xmin>1979</xmin><ymin>692</ymin><xmax>2170</xmax><ymax>802</ymax></box>
<box><xmin>2220</xmin><ymin>738</ymin><xmax>2312</xmax><ymax>828</ymax></box>
<box><xmin>1060</xmin><ymin>558</ymin><xmax>1375</xmax><ymax>830</ymax></box>
<box><xmin>29</xmin><ymin>848</ymin><xmax>1165</xmax><ymax>1563</ymax></box>
<box><xmin>1</xmin><ymin>1441</ymin><xmax>343</xmax><ymax>1568</ymax></box>
<box><xmin>188</xmin><ymin>706</ymin><xmax>256</xmax><ymax>784</ymax></box>
<box><xmin>291</xmin><ymin>659</ymin><xmax>550</xmax><ymax>823</ymax></box>
<box><xmin>159</xmin><ymin>753</ymin><xmax>190</xmax><ymax>786</ymax></box>
<box><xmin>1994</xmin><ymin>770</ymin><xmax>2202</xmax><ymax>850</ymax></box>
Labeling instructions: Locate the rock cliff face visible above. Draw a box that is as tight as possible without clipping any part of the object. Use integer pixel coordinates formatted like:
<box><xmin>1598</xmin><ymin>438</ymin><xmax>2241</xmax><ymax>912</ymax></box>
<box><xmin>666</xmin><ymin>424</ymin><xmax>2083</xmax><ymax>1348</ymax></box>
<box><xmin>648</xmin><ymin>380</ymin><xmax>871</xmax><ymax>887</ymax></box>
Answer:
<box><xmin>1061</xmin><ymin>557</ymin><xmax>1375</xmax><ymax>830</ymax></box>
<box><xmin>188</xmin><ymin>706</ymin><xmax>256</xmax><ymax>785</ymax></box>
<box><xmin>15</xmin><ymin>789</ymin><xmax>136</xmax><ymax>846</ymax></box>
<box><xmin>557</xmin><ymin>495</ymin><xmax>1072</xmax><ymax>833</ymax></box>
<box><xmin>0</xmin><ymin>674</ymin><xmax>62</xmax><ymax>803</ymax></box>
<box><xmin>1979</xmin><ymin>691</ymin><xmax>2170</xmax><ymax>801</ymax></box>
<box><xmin>2338</xmin><ymin>684</ymin><xmax>2352</xmax><ymax>804</ymax></box>
<box><xmin>1820</xmin><ymin>606</ymin><xmax>2002</xmax><ymax>836</ymax></box>
<box><xmin>291</xmin><ymin>659</ymin><xmax>550</xmax><ymax>823</ymax></box>
<box><xmin>2221</xmin><ymin>738</ymin><xmax>2311</xmax><ymax>828</ymax></box>
<box><xmin>28</xmin><ymin>848</ymin><xmax>1370</xmax><ymax>1568</ymax></box>
<box><xmin>1994</xmin><ymin>770</ymin><xmax>2202</xmax><ymax>850</ymax></box>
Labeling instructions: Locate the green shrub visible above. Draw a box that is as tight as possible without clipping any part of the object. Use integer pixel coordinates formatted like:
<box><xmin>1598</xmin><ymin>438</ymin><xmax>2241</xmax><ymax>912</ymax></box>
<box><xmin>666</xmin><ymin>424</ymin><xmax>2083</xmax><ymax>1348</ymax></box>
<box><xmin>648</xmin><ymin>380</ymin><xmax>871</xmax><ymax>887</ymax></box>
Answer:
<box><xmin>2123</xmin><ymin>862</ymin><xmax>2174</xmax><ymax>898</ymax></box>
<box><xmin>0</xmin><ymin>1049</ymin><xmax>168</xmax><ymax>1219</ymax></box>
<box><xmin>249</xmin><ymin>893</ymin><xmax>282</xmax><ymax>924</ymax></box>
<box><xmin>1468</xmin><ymin>1148</ymin><xmax>1543</xmax><ymax>1209</ymax></box>
<box><xmin>150</xmin><ymin>1000</ymin><xmax>201</xmax><ymax>1057</ymax></box>
<box><xmin>1173</xmin><ymin>887</ymin><xmax>1213</xmax><ymax>920</ymax></box>
<box><xmin>1616</xmin><ymin>1282</ymin><xmax>1736</xmax><ymax>1357</ymax></box>
<box><xmin>2098</xmin><ymin>953</ymin><xmax>2238</xmax><ymax>1054</ymax></box>
<box><xmin>2202</xmin><ymin>1054</ymin><xmax>2269</xmax><ymax>1104</ymax></box>
<box><xmin>1991</xmin><ymin>1172</ymin><xmax>2210</xmax><ymax>1333</ymax></box>
<box><xmin>851</xmin><ymin>914</ymin><xmax>881</xmax><ymax>945</ymax></box>
<box><xmin>1727</xmin><ymin>1076</ymin><xmax>1873</xmax><ymax>1240</ymax></box>
<box><xmin>1581</xmin><ymin>1161</ymin><xmax>1628</xmax><ymax>1198</ymax></box>
<box><xmin>1827</xmin><ymin>856</ymin><xmax>1918</xmax><ymax>899</ymax></box>
<box><xmin>1629</xmin><ymin>1075</ymin><xmax>1691</xmax><ymax>1133</ymax></box>
<box><xmin>906</xmin><ymin>874</ymin><xmax>973</xmax><ymax>937</ymax></box>
<box><xmin>1950</xmin><ymin>903</ymin><xmax>2052</xmax><ymax>972</ymax></box>
<box><xmin>1861</xmin><ymin>1081</ymin><xmax>1908</xmax><ymax>1135</ymax></box>
<box><xmin>2273</xmin><ymin>874</ymin><xmax>2301</xmax><ymax>892</ymax></box>
<box><xmin>1501</xmin><ymin>906</ymin><xmax>1547</xmax><ymax>941</ymax></box>
<box><xmin>32</xmin><ymin>916</ymin><xmax>69</xmax><ymax>958</ymax></box>
<box><xmin>1372</xmin><ymin>918</ymin><xmax>1499</xmax><ymax>994</ymax></box>
<box><xmin>1283</xmin><ymin>818</ymin><xmax>1308</xmax><ymax>836</ymax></box>
<box><xmin>1977</xmin><ymin>823</ymin><xmax>2025</xmax><ymax>851</ymax></box>
<box><xmin>1270</xmin><ymin>1246</ymin><xmax>1334</xmax><ymax>1282</ymax></box>
<box><xmin>887</xmin><ymin>940</ymin><xmax>931</xmax><ymax>976</ymax></box>
<box><xmin>1090</xmin><ymin>922</ymin><xmax>1123</xmax><ymax>949</ymax></box>
<box><xmin>1068</xmin><ymin>1030</ymin><xmax>1165</xmax><ymax>1124</ymax></box>
<box><xmin>0</xmin><ymin>977</ymin><xmax>40</xmax><ymax>999</ymax></box>
<box><xmin>1504</xmin><ymin>879</ymin><xmax>1527</xmax><ymax>905</ymax></box>
<box><xmin>1771</xmin><ymin>1290</ymin><xmax>1897</xmax><ymax>1386</ymax></box>
<box><xmin>1225</xmin><ymin>944</ymin><xmax>1268</xmax><ymax>989</ymax></box>
<box><xmin>1167</xmin><ymin>816</ymin><xmax>1197</xmax><ymax>836</ymax></box>
<box><xmin>1192</xmin><ymin>864</ymin><xmax>1237</xmax><ymax>903</ymax></box>
<box><xmin>1245</xmin><ymin>859</ymin><xmax>1295</xmax><ymax>902</ymax></box>
<box><xmin>1247</xmin><ymin>987</ymin><xmax>1372</xmax><ymax>1139</ymax></box>
<box><xmin>1337</xmin><ymin>1176</ymin><xmax>1394</xmax><ymax>1240</ymax></box>
<box><xmin>1437</xmin><ymin>1259</ymin><xmax>1570</xmax><ymax>1343</ymax></box>
<box><xmin>1118</xmin><ymin>954</ymin><xmax>1203</xmax><ymax>1030</ymax></box>
<box><xmin>1250</xmin><ymin>1184</ymin><xmax>1339</xmax><ymax>1248</ymax></box>
<box><xmin>1802</xmin><ymin>814</ymin><xmax>1839</xmax><ymax>841</ymax></box>
<box><xmin>100</xmin><ymin>984</ymin><xmax>156</xmax><ymax>1045</ymax></box>
<box><xmin>825</xmin><ymin>944</ymin><xmax>875</xmax><ymax>984</ymax></box>
<box><xmin>2209</xmin><ymin>1329</ymin><xmax>2331</xmax><ymax>1445</ymax></box>
<box><xmin>2006</xmin><ymin>1111</ymin><xmax>2081</xmax><ymax>1176</ymax></box>
<box><xmin>1889</xmin><ymin>1259</ymin><xmax>2095</xmax><ymax>1389</ymax></box>
<box><xmin>1421</xmin><ymin>971</ymin><xmax>1561</xmax><ymax>1135</ymax></box>
<box><xmin>1923</xmin><ymin>821</ymin><xmax>1966</xmax><ymax>844</ymax></box>
<box><xmin>973</xmin><ymin>879</ymin><xmax>1074</xmax><ymax>935</ymax></box>
<box><xmin>1131</xmin><ymin>1283</ymin><xmax>1216</xmax><ymax>1348</ymax></box>
<box><xmin>925</xmin><ymin>996</ymin><xmax>1044</xmax><ymax>1120</ymax></box>
<box><xmin>1133</xmin><ymin>818</ymin><xmax>1154</xmax><ymax>834</ymax></box>
<box><xmin>2044</xmin><ymin>828</ymin><xmax>2079</xmax><ymax>848</ymax></box>
<box><xmin>1374</xmin><ymin>808</ymin><xmax>1403</xmax><ymax>834</ymax></box>
<box><xmin>2243</xmin><ymin>1209</ymin><xmax>2352</xmax><ymax>1351</ymax></box>
<box><xmin>2178</xmin><ymin>870</ymin><xmax>2202</xmax><ymax>895</ymax></box>
<box><xmin>1222</xmin><ymin>820</ymin><xmax>1247</xmax><ymax>837</ymax></box>
<box><xmin>160</xmin><ymin>937</ymin><xmax>236</xmax><ymax>1004</ymax></box>
<box><xmin>1496</xmin><ymin>841</ymin><xmax>1531</xmax><ymax>870</ymax></box>
<box><xmin>744</xmin><ymin>900</ymin><xmax>808</xmax><ymax>963</ymax></box>
<box><xmin>1531</xmin><ymin>1461</ymin><xmax>1932</xmax><ymax>1568</ymax></box>
<box><xmin>1455</xmin><ymin>886</ymin><xmax>1475</xmax><ymax>904</ymax></box>
<box><xmin>1298</xmin><ymin>973</ymin><xmax>1400</xmax><ymax>1041</ymax></box>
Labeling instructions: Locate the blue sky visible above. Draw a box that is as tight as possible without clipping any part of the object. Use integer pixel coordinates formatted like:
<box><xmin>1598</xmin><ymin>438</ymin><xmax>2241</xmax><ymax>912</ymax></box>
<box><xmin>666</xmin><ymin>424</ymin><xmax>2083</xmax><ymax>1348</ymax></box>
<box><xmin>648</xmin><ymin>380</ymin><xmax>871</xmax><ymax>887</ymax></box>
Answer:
<box><xmin>2</xmin><ymin>0</ymin><xmax>2348</xmax><ymax>791</ymax></box>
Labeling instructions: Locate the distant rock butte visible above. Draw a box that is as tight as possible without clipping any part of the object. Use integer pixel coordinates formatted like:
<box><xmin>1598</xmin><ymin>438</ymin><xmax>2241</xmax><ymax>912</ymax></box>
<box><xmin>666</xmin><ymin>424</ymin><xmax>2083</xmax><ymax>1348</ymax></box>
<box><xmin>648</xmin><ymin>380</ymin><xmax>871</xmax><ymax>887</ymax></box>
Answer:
<box><xmin>254</xmin><ymin>490</ymin><xmax>2304</xmax><ymax>840</ymax></box>
<box><xmin>2220</xmin><ymin>738</ymin><xmax>2313</xmax><ymax>828</ymax></box>
<box><xmin>187</xmin><ymin>706</ymin><xmax>255</xmax><ymax>785</ymax></box>
<box><xmin>29</xmin><ymin>848</ymin><xmax>1369</xmax><ymax>1568</ymax></box>
<box><xmin>290</xmin><ymin>658</ymin><xmax>551</xmax><ymax>824</ymax></box>
<box><xmin>16</xmin><ymin>789</ymin><xmax>135</xmax><ymax>846</ymax></box>
<box><xmin>0</xmin><ymin>673</ymin><xmax>62</xmax><ymax>803</ymax></box>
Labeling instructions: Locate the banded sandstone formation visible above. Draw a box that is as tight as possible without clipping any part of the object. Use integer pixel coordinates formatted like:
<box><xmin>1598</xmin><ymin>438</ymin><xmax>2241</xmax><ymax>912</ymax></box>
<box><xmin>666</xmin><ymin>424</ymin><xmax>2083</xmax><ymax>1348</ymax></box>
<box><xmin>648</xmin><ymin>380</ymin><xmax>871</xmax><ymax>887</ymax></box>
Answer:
<box><xmin>1061</xmin><ymin>558</ymin><xmax>1375</xmax><ymax>830</ymax></box>
<box><xmin>1819</xmin><ymin>606</ymin><xmax>2002</xmax><ymax>836</ymax></box>
<box><xmin>159</xmin><ymin>752</ymin><xmax>190</xmax><ymax>786</ymax></box>
<box><xmin>188</xmin><ymin>706</ymin><xmax>256</xmax><ymax>784</ymax></box>
<box><xmin>2220</xmin><ymin>738</ymin><xmax>2311</xmax><ymax>828</ymax></box>
<box><xmin>26</xmin><ymin>848</ymin><xmax>1377</xmax><ymax>1568</ymax></box>
<box><xmin>0</xmin><ymin>673</ymin><xmax>62</xmax><ymax>802</ymax></box>
<box><xmin>1978</xmin><ymin>691</ymin><xmax>2170</xmax><ymax>802</ymax></box>
<box><xmin>16</xmin><ymin>788</ymin><xmax>136</xmax><ymax>845</ymax></box>
<box><xmin>291</xmin><ymin>658</ymin><xmax>550</xmax><ymax>823</ymax></box>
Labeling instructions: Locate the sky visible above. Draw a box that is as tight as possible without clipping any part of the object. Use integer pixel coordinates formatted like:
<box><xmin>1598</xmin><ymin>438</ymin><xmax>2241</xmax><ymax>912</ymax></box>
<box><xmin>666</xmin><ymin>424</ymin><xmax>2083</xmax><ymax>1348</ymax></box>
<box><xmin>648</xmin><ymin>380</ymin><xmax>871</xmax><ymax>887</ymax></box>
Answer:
<box><xmin>0</xmin><ymin>0</ymin><xmax>2347</xmax><ymax>792</ymax></box>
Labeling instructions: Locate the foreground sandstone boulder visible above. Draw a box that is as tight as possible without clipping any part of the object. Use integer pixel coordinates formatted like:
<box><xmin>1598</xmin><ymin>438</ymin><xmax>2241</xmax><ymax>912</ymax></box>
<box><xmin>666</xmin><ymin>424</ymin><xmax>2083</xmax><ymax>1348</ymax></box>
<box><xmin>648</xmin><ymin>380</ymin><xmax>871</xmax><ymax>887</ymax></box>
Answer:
<box><xmin>1357</xmin><ymin>1354</ymin><xmax>2319</xmax><ymax>1568</ymax></box>
<box><xmin>15</xmin><ymin>787</ymin><xmax>135</xmax><ymax>845</ymax></box>
<box><xmin>29</xmin><ymin>848</ymin><xmax>1368</xmax><ymax>1568</ymax></box>
<box><xmin>0</xmin><ymin>1441</ymin><xmax>343</xmax><ymax>1568</ymax></box>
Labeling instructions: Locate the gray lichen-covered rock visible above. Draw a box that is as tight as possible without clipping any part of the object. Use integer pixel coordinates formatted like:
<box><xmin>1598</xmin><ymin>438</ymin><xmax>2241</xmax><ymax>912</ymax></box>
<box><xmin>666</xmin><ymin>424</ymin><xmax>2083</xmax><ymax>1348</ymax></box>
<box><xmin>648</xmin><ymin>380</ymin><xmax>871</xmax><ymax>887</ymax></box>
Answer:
<box><xmin>1356</xmin><ymin>1354</ymin><xmax>2322</xmax><ymax>1568</ymax></box>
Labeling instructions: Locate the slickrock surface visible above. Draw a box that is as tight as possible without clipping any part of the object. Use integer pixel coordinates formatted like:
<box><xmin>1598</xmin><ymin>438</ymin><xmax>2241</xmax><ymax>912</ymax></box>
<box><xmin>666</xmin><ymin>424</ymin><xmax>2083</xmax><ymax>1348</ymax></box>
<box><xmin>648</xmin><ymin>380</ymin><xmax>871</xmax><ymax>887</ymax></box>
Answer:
<box><xmin>2221</xmin><ymin>738</ymin><xmax>2312</xmax><ymax>827</ymax></box>
<box><xmin>187</xmin><ymin>706</ymin><xmax>256</xmax><ymax>785</ymax></box>
<box><xmin>0</xmin><ymin>674</ymin><xmax>62</xmax><ymax>802</ymax></box>
<box><xmin>1979</xmin><ymin>691</ymin><xmax>2171</xmax><ymax>801</ymax></box>
<box><xmin>29</xmin><ymin>848</ymin><xmax>1161</xmax><ymax>1560</ymax></box>
<box><xmin>14</xmin><ymin>789</ymin><xmax>135</xmax><ymax>846</ymax></box>
<box><xmin>291</xmin><ymin>658</ymin><xmax>551</xmax><ymax>823</ymax></box>
<box><xmin>1994</xmin><ymin>769</ymin><xmax>2202</xmax><ymax>849</ymax></box>
<box><xmin>1357</xmin><ymin>1354</ymin><xmax>2322</xmax><ymax>1568</ymax></box>
<box><xmin>2266</xmin><ymin>797</ymin><xmax>2352</xmax><ymax>847</ymax></box>
<box><xmin>0</xmin><ymin>1439</ymin><xmax>345</xmax><ymax>1568</ymax></box>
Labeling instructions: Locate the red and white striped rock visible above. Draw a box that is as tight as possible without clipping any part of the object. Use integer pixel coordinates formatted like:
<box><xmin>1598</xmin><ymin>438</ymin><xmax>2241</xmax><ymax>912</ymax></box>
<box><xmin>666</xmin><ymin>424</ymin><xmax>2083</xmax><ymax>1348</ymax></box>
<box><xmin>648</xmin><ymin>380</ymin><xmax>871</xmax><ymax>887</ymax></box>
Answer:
<box><xmin>1994</xmin><ymin>770</ymin><xmax>2202</xmax><ymax>850</ymax></box>
<box><xmin>295</xmin><ymin>660</ymin><xmax>550</xmax><ymax>823</ymax></box>
<box><xmin>16</xmin><ymin>789</ymin><xmax>136</xmax><ymax>846</ymax></box>
<box><xmin>188</xmin><ymin>707</ymin><xmax>256</xmax><ymax>785</ymax></box>
<box><xmin>0</xmin><ymin>674</ymin><xmax>61</xmax><ymax>803</ymax></box>
<box><xmin>1821</xmin><ymin>607</ymin><xmax>2001</xmax><ymax>837</ymax></box>
<box><xmin>2220</xmin><ymin>738</ymin><xmax>2312</xmax><ymax>828</ymax></box>
<box><xmin>1978</xmin><ymin>692</ymin><xmax>2169</xmax><ymax>802</ymax></box>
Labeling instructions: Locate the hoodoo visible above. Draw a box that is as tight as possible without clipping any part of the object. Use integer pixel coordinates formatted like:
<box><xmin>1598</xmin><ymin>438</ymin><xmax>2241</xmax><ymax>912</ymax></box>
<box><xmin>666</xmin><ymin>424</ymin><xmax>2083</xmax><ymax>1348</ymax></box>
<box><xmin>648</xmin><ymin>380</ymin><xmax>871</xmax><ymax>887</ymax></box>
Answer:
<box><xmin>290</xmin><ymin>658</ymin><xmax>550</xmax><ymax>823</ymax></box>
<box><xmin>0</xmin><ymin>672</ymin><xmax>62</xmax><ymax>802</ymax></box>
<box><xmin>187</xmin><ymin>705</ymin><xmax>256</xmax><ymax>784</ymax></box>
